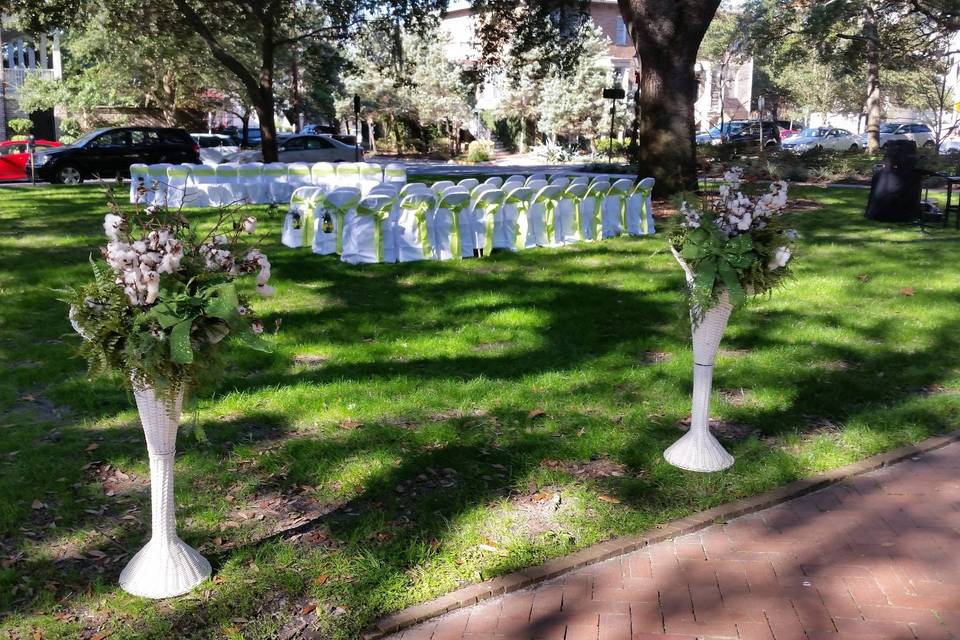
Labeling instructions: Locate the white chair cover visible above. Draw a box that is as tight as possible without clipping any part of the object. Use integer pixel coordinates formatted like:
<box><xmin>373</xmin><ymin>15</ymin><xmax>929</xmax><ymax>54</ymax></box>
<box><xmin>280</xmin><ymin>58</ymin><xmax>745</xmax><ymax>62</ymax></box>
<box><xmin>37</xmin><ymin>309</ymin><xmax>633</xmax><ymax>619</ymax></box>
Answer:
<box><xmin>287</xmin><ymin>162</ymin><xmax>313</xmax><ymax>193</ymax></box>
<box><xmin>358</xmin><ymin>163</ymin><xmax>383</xmax><ymax>192</ymax></box>
<box><xmin>569</xmin><ymin>176</ymin><xmax>590</xmax><ymax>186</ymax></box>
<box><xmin>314</xmin><ymin>187</ymin><xmax>360</xmax><ymax>256</ymax></box>
<box><xmin>505</xmin><ymin>174</ymin><xmax>526</xmax><ymax>184</ymax></box>
<box><xmin>470</xmin><ymin>188</ymin><xmax>505</xmax><ymax>257</ymax></box>
<box><xmin>400</xmin><ymin>182</ymin><xmax>431</xmax><ymax>196</ymax></box>
<box><xmin>526</xmin><ymin>173</ymin><xmax>547</xmax><ymax>184</ymax></box>
<box><xmin>282</xmin><ymin>186</ymin><xmax>325</xmax><ymax>248</ymax></box>
<box><xmin>394</xmin><ymin>192</ymin><xmax>436</xmax><ymax>263</ymax></box>
<box><xmin>383</xmin><ymin>163</ymin><xmax>407</xmax><ymax>185</ymax></box>
<box><xmin>238</xmin><ymin>163</ymin><xmax>266</xmax><ymax>204</ymax></box>
<box><xmin>147</xmin><ymin>163</ymin><xmax>172</xmax><ymax>207</ymax></box>
<box><xmin>457</xmin><ymin>178</ymin><xmax>479</xmax><ymax>191</ymax></box>
<box><xmin>603</xmin><ymin>178</ymin><xmax>633</xmax><ymax>238</ymax></box>
<box><xmin>184</xmin><ymin>163</ymin><xmax>217</xmax><ymax>208</ymax></box>
<box><xmin>263</xmin><ymin>162</ymin><xmax>290</xmax><ymax>204</ymax></box>
<box><xmin>499</xmin><ymin>185</ymin><xmax>535</xmax><ymax>251</ymax></box>
<box><xmin>625</xmin><ymin>177</ymin><xmax>656</xmax><ymax>236</ymax></box>
<box><xmin>341</xmin><ymin>190</ymin><xmax>391</xmax><ymax>264</ymax></box>
<box><xmin>216</xmin><ymin>163</ymin><xmax>244</xmax><ymax>206</ymax></box>
<box><xmin>336</xmin><ymin>162</ymin><xmax>361</xmax><ymax>188</ymax></box>
<box><xmin>431</xmin><ymin>188</ymin><xmax>471</xmax><ymax>261</ymax></box>
<box><xmin>130</xmin><ymin>164</ymin><xmax>149</xmax><ymax>204</ymax></box>
<box><xmin>581</xmin><ymin>180</ymin><xmax>610</xmax><ymax>241</ymax></box>
<box><xmin>502</xmin><ymin>178</ymin><xmax>525</xmax><ymax>191</ymax></box>
<box><xmin>165</xmin><ymin>164</ymin><xmax>190</xmax><ymax>209</ymax></box>
<box><xmin>311</xmin><ymin>162</ymin><xmax>335</xmax><ymax>190</ymax></box>
<box><xmin>549</xmin><ymin>174</ymin><xmax>570</xmax><ymax>185</ymax></box>
<box><xmin>560</xmin><ymin>182</ymin><xmax>590</xmax><ymax>245</ymax></box>
<box><xmin>483</xmin><ymin>176</ymin><xmax>504</xmax><ymax>188</ymax></box>
<box><xmin>530</xmin><ymin>184</ymin><xmax>564</xmax><ymax>247</ymax></box>
<box><xmin>431</xmin><ymin>180</ymin><xmax>455</xmax><ymax>195</ymax></box>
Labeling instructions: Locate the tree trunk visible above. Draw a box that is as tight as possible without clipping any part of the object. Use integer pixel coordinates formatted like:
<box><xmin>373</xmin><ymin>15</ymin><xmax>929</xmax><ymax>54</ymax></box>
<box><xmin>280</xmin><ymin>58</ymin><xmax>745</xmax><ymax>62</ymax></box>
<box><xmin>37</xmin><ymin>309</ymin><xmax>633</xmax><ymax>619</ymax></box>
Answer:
<box><xmin>863</xmin><ymin>2</ymin><xmax>882</xmax><ymax>154</ymax></box>
<box><xmin>619</xmin><ymin>0</ymin><xmax>721</xmax><ymax>195</ymax></box>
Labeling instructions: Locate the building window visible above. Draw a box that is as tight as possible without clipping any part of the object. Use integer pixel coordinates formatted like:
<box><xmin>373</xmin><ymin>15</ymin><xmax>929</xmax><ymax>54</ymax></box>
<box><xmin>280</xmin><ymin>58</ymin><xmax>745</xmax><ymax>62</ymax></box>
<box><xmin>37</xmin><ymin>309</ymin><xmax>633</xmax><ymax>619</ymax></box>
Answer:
<box><xmin>615</xmin><ymin>17</ymin><xmax>628</xmax><ymax>45</ymax></box>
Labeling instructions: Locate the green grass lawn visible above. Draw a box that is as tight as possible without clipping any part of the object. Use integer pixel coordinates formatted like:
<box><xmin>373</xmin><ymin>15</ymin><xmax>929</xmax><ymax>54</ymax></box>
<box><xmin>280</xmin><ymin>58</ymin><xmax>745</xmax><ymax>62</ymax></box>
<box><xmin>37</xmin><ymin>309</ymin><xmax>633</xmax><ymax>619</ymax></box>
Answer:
<box><xmin>1</xmin><ymin>183</ymin><xmax>959</xmax><ymax>639</ymax></box>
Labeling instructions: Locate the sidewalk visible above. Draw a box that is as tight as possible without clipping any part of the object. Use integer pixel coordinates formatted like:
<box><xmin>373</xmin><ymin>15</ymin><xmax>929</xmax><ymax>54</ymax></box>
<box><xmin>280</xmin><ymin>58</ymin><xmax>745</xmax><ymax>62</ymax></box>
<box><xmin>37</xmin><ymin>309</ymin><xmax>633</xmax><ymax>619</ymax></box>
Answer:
<box><xmin>386</xmin><ymin>442</ymin><xmax>960</xmax><ymax>640</ymax></box>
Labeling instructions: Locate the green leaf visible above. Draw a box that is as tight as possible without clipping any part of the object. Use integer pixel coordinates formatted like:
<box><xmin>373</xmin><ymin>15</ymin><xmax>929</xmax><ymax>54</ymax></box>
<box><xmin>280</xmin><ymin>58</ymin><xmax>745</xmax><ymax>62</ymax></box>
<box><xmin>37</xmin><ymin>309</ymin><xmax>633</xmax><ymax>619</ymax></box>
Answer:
<box><xmin>235</xmin><ymin>330</ymin><xmax>272</xmax><ymax>353</ymax></box>
<box><xmin>204</xmin><ymin>284</ymin><xmax>239</xmax><ymax>321</ymax></box>
<box><xmin>169</xmin><ymin>319</ymin><xmax>194</xmax><ymax>364</ymax></box>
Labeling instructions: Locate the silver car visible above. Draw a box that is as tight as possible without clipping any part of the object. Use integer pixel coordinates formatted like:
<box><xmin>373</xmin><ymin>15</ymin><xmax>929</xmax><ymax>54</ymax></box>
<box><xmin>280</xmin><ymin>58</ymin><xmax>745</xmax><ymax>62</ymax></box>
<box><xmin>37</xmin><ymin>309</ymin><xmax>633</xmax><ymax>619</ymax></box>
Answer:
<box><xmin>858</xmin><ymin>123</ymin><xmax>935</xmax><ymax>149</ymax></box>
<box><xmin>227</xmin><ymin>134</ymin><xmax>362</xmax><ymax>163</ymax></box>
<box><xmin>781</xmin><ymin>128</ymin><xmax>861</xmax><ymax>154</ymax></box>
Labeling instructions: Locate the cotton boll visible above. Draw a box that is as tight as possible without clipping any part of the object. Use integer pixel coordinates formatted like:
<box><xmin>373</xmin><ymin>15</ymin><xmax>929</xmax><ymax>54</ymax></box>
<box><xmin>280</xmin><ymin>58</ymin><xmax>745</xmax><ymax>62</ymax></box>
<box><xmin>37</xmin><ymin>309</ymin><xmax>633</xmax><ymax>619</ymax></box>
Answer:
<box><xmin>214</xmin><ymin>234</ymin><xmax>228</xmax><ymax>245</ymax></box>
<box><xmin>144</xmin><ymin>271</ymin><xmax>160</xmax><ymax>304</ymax></box>
<box><xmin>767</xmin><ymin>246</ymin><xmax>791</xmax><ymax>271</ymax></box>
<box><xmin>132</xmin><ymin>240</ymin><xmax>147</xmax><ymax>253</ymax></box>
<box><xmin>737</xmin><ymin>214</ymin><xmax>752</xmax><ymax>231</ymax></box>
<box><xmin>103</xmin><ymin>214</ymin><xmax>123</xmax><ymax>241</ymax></box>
<box><xmin>243</xmin><ymin>217</ymin><xmax>257</xmax><ymax>233</ymax></box>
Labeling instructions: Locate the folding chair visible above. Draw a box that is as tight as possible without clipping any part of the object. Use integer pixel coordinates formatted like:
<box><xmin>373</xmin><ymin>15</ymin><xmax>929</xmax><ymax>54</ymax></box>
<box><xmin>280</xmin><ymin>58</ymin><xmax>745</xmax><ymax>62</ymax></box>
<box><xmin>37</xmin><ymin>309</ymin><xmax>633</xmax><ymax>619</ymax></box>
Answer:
<box><xmin>457</xmin><ymin>178</ymin><xmax>480</xmax><ymax>191</ymax></box>
<box><xmin>287</xmin><ymin>162</ymin><xmax>313</xmax><ymax>193</ymax></box>
<box><xmin>310</xmin><ymin>162</ymin><xmax>335</xmax><ymax>191</ymax></box>
<box><xmin>500</xmin><ymin>185</ymin><xmax>535</xmax><ymax>251</ymax></box>
<box><xmin>470</xmin><ymin>188</ymin><xmax>506</xmax><ymax>257</ymax></box>
<box><xmin>216</xmin><ymin>163</ymin><xmax>244</xmax><ymax>206</ymax></box>
<box><xmin>383</xmin><ymin>162</ymin><xmax>407</xmax><ymax>185</ymax></box>
<box><xmin>395</xmin><ymin>191</ymin><xmax>437</xmax><ymax>263</ymax></box>
<box><xmin>336</xmin><ymin>162</ymin><xmax>361</xmax><ymax>188</ymax></box>
<box><xmin>530</xmin><ymin>184</ymin><xmax>565</xmax><ymax>247</ymax></box>
<box><xmin>483</xmin><ymin>176</ymin><xmax>504</xmax><ymax>188</ymax></box>
<box><xmin>561</xmin><ymin>182</ymin><xmax>590</xmax><ymax>244</ymax></box>
<box><xmin>582</xmin><ymin>180</ymin><xmax>611</xmax><ymax>241</ymax></box>
<box><xmin>282</xmin><ymin>186</ymin><xmax>325</xmax><ymax>248</ymax></box>
<box><xmin>263</xmin><ymin>162</ymin><xmax>290</xmax><ymax>204</ymax></box>
<box><xmin>183</xmin><ymin>163</ymin><xmax>217</xmax><ymax>207</ymax></box>
<box><xmin>341</xmin><ymin>191</ymin><xmax>393</xmax><ymax>264</ymax></box>
<box><xmin>314</xmin><ymin>187</ymin><xmax>361</xmax><ymax>256</ymax></box>
<box><xmin>147</xmin><ymin>164</ymin><xmax>172</xmax><ymax>207</ymax></box>
<box><xmin>626</xmin><ymin>177</ymin><xmax>656</xmax><ymax>236</ymax></box>
<box><xmin>432</xmin><ymin>188</ymin><xmax>472</xmax><ymax>260</ymax></box>
<box><xmin>604</xmin><ymin>178</ymin><xmax>634</xmax><ymax>238</ymax></box>
<box><xmin>430</xmin><ymin>180</ymin><xmax>456</xmax><ymax>195</ymax></box>
<box><xmin>238</xmin><ymin>163</ymin><xmax>266</xmax><ymax>204</ymax></box>
<box><xmin>165</xmin><ymin>164</ymin><xmax>190</xmax><ymax>209</ymax></box>
<box><xmin>526</xmin><ymin>173</ymin><xmax>547</xmax><ymax>184</ymax></box>
<box><xmin>358</xmin><ymin>163</ymin><xmax>383</xmax><ymax>192</ymax></box>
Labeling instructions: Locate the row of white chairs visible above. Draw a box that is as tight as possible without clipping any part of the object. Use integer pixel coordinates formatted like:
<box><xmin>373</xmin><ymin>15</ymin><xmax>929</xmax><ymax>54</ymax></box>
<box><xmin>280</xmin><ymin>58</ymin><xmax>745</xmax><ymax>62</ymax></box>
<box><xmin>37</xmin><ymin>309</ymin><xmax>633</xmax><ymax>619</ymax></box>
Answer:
<box><xmin>128</xmin><ymin>161</ymin><xmax>407</xmax><ymax>208</ymax></box>
<box><xmin>281</xmin><ymin>174</ymin><xmax>656</xmax><ymax>264</ymax></box>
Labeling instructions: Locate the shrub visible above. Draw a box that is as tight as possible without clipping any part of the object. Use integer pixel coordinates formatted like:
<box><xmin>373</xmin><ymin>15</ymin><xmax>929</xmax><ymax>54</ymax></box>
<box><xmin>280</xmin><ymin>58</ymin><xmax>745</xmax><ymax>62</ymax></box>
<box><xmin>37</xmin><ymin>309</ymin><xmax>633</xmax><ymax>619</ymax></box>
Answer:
<box><xmin>7</xmin><ymin>118</ymin><xmax>33</xmax><ymax>136</ymax></box>
<box><xmin>766</xmin><ymin>154</ymin><xmax>809</xmax><ymax>182</ymax></box>
<box><xmin>595</xmin><ymin>137</ymin><xmax>625</xmax><ymax>157</ymax></box>
<box><xmin>58</xmin><ymin>135</ymin><xmax>77</xmax><ymax>145</ymax></box>
<box><xmin>58</xmin><ymin>118</ymin><xmax>82</xmax><ymax>139</ymax></box>
<box><xmin>467</xmin><ymin>139</ymin><xmax>494</xmax><ymax>163</ymax></box>
<box><xmin>10</xmin><ymin>135</ymin><xmax>28</xmax><ymax>142</ymax></box>
<box><xmin>532</xmin><ymin>144</ymin><xmax>572</xmax><ymax>164</ymax></box>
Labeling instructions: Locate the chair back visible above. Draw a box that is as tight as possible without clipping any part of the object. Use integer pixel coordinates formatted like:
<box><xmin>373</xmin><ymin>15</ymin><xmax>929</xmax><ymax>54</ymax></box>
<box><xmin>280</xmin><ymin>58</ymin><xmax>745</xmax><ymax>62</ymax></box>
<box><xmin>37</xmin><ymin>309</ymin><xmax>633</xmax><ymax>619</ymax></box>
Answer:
<box><xmin>483</xmin><ymin>176</ymin><xmax>504</xmax><ymax>188</ymax></box>
<box><xmin>526</xmin><ymin>173</ymin><xmax>547</xmax><ymax>184</ymax></box>
<box><xmin>534</xmin><ymin>184</ymin><xmax>564</xmax><ymax>203</ymax></box>
<box><xmin>311</xmin><ymin>162</ymin><xmax>335</xmax><ymax>186</ymax></box>
<box><xmin>359</xmin><ymin>163</ymin><xmax>384</xmax><ymax>183</ymax></box>
<box><xmin>431</xmin><ymin>180</ymin><xmax>455</xmax><ymax>194</ymax></box>
<box><xmin>215</xmin><ymin>162</ymin><xmax>239</xmax><ymax>181</ymax></box>
<box><xmin>359</xmin><ymin>192</ymin><xmax>396</xmax><ymax>212</ymax></box>
<box><xmin>549</xmin><ymin>176</ymin><xmax>570</xmax><ymax>189</ymax></box>
<box><xmin>291</xmin><ymin>186</ymin><xmax>325</xmax><ymax>209</ymax></box>
<box><xmin>569</xmin><ymin>176</ymin><xmax>590</xmax><ymax>186</ymax></box>
<box><xmin>398</xmin><ymin>191</ymin><xmax>436</xmax><ymax>211</ymax></box>
<box><xmin>473</xmin><ymin>188</ymin><xmax>506</xmax><ymax>209</ymax></box>
<box><xmin>325</xmin><ymin>187</ymin><xmax>362</xmax><ymax>209</ymax></box>
<box><xmin>635</xmin><ymin>177</ymin><xmax>655</xmax><ymax>192</ymax></box>
<box><xmin>336</xmin><ymin>162</ymin><xmax>361</xmax><ymax>186</ymax></box>
<box><xmin>609</xmin><ymin>178</ymin><xmax>634</xmax><ymax>195</ymax></box>
<box><xmin>457</xmin><ymin>178</ymin><xmax>480</xmax><ymax>190</ymax></box>
<box><xmin>565</xmin><ymin>183</ymin><xmax>589</xmax><ymax>199</ymax></box>
<box><xmin>438</xmin><ymin>188</ymin><xmax>471</xmax><ymax>209</ymax></box>
<box><xmin>504</xmin><ymin>185</ymin><xmax>534</xmax><ymax>204</ymax></box>
<box><xmin>383</xmin><ymin>162</ymin><xmax>407</xmax><ymax>183</ymax></box>
<box><xmin>586</xmin><ymin>180</ymin><xmax>611</xmax><ymax>198</ymax></box>
<box><xmin>400</xmin><ymin>182</ymin><xmax>430</xmax><ymax>196</ymax></box>
<box><xmin>526</xmin><ymin>179</ymin><xmax>548</xmax><ymax>192</ymax></box>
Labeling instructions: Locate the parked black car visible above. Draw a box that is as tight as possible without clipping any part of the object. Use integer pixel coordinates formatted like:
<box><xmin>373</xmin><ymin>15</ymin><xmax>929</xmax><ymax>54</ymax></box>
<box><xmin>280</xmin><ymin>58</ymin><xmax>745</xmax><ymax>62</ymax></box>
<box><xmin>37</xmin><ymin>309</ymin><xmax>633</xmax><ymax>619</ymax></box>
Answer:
<box><xmin>726</xmin><ymin>121</ymin><xmax>781</xmax><ymax>154</ymax></box>
<box><xmin>31</xmin><ymin>127</ymin><xmax>200</xmax><ymax>184</ymax></box>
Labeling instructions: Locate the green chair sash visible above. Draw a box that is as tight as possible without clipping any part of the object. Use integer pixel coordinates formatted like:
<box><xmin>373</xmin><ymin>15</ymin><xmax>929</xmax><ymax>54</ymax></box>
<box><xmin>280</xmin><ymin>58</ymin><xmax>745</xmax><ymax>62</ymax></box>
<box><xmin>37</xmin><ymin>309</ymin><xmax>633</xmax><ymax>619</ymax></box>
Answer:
<box><xmin>632</xmin><ymin>185</ymin><xmax>653</xmax><ymax>235</ymax></box>
<box><xmin>400</xmin><ymin>197</ymin><xmax>435</xmax><ymax>258</ymax></box>
<box><xmin>356</xmin><ymin>200</ymin><xmax>393</xmax><ymax>262</ymax></box>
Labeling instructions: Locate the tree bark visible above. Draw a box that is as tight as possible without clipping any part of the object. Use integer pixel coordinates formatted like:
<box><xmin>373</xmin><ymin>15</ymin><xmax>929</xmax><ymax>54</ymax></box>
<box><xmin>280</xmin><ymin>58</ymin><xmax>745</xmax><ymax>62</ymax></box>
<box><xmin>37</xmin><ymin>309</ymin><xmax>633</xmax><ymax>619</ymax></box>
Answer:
<box><xmin>863</xmin><ymin>2</ymin><xmax>882</xmax><ymax>154</ymax></box>
<box><xmin>618</xmin><ymin>0</ymin><xmax>721</xmax><ymax>195</ymax></box>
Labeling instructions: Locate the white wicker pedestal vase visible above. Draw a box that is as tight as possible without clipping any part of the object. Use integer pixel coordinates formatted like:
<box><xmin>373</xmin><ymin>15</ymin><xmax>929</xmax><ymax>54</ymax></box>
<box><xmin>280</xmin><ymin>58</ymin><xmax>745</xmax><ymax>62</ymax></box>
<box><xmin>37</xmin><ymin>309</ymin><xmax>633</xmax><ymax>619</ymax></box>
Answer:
<box><xmin>665</xmin><ymin>252</ymin><xmax>735</xmax><ymax>472</ymax></box>
<box><xmin>119</xmin><ymin>384</ymin><xmax>211</xmax><ymax>598</ymax></box>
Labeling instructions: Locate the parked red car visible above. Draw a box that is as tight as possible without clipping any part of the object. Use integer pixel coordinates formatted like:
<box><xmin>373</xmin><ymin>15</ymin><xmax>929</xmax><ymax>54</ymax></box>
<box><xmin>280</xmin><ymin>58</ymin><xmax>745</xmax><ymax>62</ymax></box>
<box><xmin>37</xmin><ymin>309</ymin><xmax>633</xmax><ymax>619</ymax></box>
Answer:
<box><xmin>0</xmin><ymin>139</ymin><xmax>61</xmax><ymax>180</ymax></box>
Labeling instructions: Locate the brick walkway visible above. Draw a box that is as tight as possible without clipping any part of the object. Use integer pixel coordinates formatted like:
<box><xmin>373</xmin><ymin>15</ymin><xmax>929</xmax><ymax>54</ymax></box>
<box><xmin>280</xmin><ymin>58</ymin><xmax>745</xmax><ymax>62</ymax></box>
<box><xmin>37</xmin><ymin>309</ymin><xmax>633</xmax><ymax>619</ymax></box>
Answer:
<box><xmin>386</xmin><ymin>442</ymin><xmax>960</xmax><ymax>640</ymax></box>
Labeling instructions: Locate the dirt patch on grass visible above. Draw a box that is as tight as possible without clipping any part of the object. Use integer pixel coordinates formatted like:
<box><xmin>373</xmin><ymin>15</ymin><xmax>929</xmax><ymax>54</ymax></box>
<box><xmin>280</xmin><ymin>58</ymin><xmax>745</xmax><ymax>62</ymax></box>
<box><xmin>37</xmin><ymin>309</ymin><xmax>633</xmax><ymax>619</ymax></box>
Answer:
<box><xmin>821</xmin><ymin>359</ymin><xmax>856</xmax><ymax>371</ymax></box>
<box><xmin>678</xmin><ymin>417</ymin><xmax>759</xmax><ymax>443</ymax></box>
<box><xmin>717</xmin><ymin>388</ymin><xmax>753</xmax><ymax>407</ymax></box>
<box><xmin>643</xmin><ymin>350</ymin><xmax>673</xmax><ymax>364</ymax></box>
<box><xmin>473</xmin><ymin>341</ymin><xmax>513</xmax><ymax>353</ymax></box>
<box><xmin>217</xmin><ymin>488</ymin><xmax>342</xmax><ymax>549</ymax></box>
<box><xmin>292</xmin><ymin>354</ymin><xmax>330</xmax><ymax>367</ymax></box>
<box><xmin>786</xmin><ymin>198</ymin><xmax>824</xmax><ymax>213</ymax></box>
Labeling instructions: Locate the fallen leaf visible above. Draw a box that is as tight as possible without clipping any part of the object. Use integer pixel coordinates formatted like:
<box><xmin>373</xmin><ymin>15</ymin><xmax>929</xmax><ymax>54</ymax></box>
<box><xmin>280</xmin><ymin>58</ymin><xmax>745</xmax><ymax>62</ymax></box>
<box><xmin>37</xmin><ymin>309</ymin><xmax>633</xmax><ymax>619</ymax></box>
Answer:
<box><xmin>32</xmin><ymin>631</ymin><xmax>43</xmax><ymax>640</ymax></box>
<box><xmin>598</xmin><ymin>495</ymin><xmax>621</xmax><ymax>504</ymax></box>
<box><xmin>528</xmin><ymin>408</ymin><xmax>546</xmax><ymax>419</ymax></box>
<box><xmin>856</xmin><ymin>274</ymin><xmax>870</xmax><ymax>283</ymax></box>
<box><xmin>85</xmin><ymin>443</ymin><xmax>99</xmax><ymax>452</ymax></box>
<box><xmin>338</xmin><ymin>420</ymin><xmax>361</xmax><ymax>430</ymax></box>
<box><xmin>91</xmin><ymin>631</ymin><xmax>113</xmax><ymax>640</ymax></box>
<box><xmin>900</xmin><ymin>287</ymin><xmax>914</xmax><ymax>296</ymax></box>
<box><xmin>312</xmin><ymin>574</ymin><xmax>329</xmax><ymax>586</ymax></box>
<box><xmin>31</xmin><ymin>500</ymin><xmax>45</xmax><ymax>510</ymax></box>
<box><xmin>212</xmin><ymin>576</ymin><xmax>225</xmax><ymax>584</ymax></box>
<box><xmin>429</xmin><ymin>539</ymin><xmax>440</xmax><ymax>552</ymax></box>
<box><xmin>301</xmin><ymin>602</ymin><xmax>317</xmax><ymax>615</ymax></box>
<box><xmin>212</xmin><ymin>536</ymin><xmax>223</xmax><ymax>546</ymax></box>
<box><xmin>222</xmin><ymin>627</ymin><xmax>240</xmax><ymax>635</ymax></box>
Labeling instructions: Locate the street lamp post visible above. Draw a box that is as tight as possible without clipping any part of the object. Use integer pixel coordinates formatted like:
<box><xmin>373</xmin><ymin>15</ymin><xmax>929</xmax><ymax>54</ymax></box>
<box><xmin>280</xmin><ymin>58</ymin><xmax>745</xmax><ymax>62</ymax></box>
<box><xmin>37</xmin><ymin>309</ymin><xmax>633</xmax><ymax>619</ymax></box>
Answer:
<box><xmin>758</xmin><ymin>95</ymin><xmax>766</xmax><ymax>155</ymax></box>
<box><xmin>603</xmin><ymin>87</ymin><xmax>626</xmax><ymax>162</ymax></box>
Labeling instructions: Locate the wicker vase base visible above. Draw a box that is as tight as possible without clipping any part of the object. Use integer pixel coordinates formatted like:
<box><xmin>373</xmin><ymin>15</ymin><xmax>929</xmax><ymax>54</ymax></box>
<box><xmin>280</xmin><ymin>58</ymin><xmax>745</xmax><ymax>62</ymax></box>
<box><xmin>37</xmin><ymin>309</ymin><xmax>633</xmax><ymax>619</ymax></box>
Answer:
<box><xmin>663</xmin><ymin>428</ymin><xmax>735</xmax><ymax>472</ymax></box>
<box><xmin>120</xmin><ymin>536</ymin><xmax>211</xmax><ymax>599</ymax></box>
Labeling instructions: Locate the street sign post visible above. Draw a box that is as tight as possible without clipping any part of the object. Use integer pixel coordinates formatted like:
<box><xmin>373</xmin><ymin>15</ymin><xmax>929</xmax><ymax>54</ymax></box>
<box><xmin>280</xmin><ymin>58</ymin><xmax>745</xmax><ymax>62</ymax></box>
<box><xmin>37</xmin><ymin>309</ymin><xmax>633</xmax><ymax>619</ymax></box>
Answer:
<box><xmin>603</xmin><ymin>87</ymin><xmax>626</xmax><ymax>162</ymax></box>
<box><xmin>757</xmin><ymin>95</ymin><xmax>766</xmax><ymax>154</ymax></box>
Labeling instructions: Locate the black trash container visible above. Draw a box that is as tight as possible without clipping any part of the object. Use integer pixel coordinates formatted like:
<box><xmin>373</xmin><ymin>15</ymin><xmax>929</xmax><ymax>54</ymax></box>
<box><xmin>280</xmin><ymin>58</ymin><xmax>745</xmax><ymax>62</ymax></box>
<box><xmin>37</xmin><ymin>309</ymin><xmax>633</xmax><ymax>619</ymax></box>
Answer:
<box><xmin>865</xmin><ymin>140</ymin><xmax>922</xmax><ymax>222</ymax></box>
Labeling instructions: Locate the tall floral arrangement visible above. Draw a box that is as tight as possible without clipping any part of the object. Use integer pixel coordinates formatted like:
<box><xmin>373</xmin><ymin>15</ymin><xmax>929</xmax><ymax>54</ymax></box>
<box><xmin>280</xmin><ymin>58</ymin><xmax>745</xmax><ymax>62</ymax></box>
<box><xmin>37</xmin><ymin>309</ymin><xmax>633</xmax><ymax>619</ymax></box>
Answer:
<box><xmin>670</xmin><ymin>168</ymin><xmax>797</xmax><ymax>310</ymax></box>
<box><xmin>62</xmin><ymin>191</ymin><xmax>274</xmax><ymax>401</ymax></box>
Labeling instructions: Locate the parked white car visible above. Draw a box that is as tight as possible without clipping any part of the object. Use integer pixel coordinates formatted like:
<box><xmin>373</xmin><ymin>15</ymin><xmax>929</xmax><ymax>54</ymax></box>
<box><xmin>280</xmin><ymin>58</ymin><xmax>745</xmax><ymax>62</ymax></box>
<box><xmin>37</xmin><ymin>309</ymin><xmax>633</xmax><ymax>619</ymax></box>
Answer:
<box><xmin>227</xmin><ymin>134</ymin><xmax>361</xmax><ymax>163</ymax></box>
<box><xmin>190</xmin><ymin>133</ymin><xmax>242</xmax><ymax>164</ymax></box>
<box><xmin>781</xmin><ymin>127</ymin><xmax>861</xmax><ymax>154</ymax></box>
<box><xmin>858</xmin><ymin>123</ymin><xmax>935</xmax><ymax>149</ymax></box>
